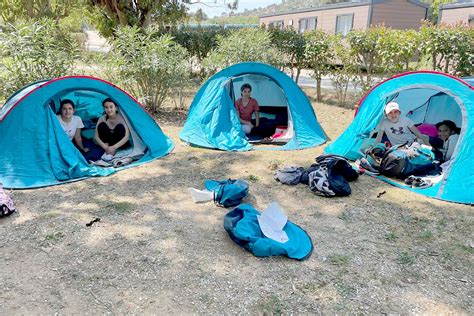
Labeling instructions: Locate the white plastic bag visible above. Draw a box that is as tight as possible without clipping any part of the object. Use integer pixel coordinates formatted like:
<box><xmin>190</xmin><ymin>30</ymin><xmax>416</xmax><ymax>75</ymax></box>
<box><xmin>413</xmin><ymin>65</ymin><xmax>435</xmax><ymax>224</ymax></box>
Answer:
<box><xmin>188</xmin><ymin>188</ymin><xmax>214</xmax><ymax>203</ymax></box>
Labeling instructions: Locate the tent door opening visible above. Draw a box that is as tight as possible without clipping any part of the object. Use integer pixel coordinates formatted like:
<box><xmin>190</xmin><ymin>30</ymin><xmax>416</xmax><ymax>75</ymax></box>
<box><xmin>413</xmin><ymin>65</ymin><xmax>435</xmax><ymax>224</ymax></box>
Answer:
<box><xmin>359</xmin><ymin>87</ymin><xmax>463</xmax><ymax>187</ymax></box>
<box><xmin>228</xmin><ymin>74</ymin><xmax>294</xmax><ymax>145</ymax></box>
<box><xmin>51</xmin><ymin>89</ymin><xmax>148</xmax><ymax>163</ymax></box>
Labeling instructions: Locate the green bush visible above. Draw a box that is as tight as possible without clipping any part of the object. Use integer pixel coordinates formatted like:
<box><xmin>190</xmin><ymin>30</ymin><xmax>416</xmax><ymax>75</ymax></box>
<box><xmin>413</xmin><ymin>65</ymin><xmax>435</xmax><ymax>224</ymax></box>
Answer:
<box><xmin>203</xmin><ymin>28</ymin><xmax>281</xmax><ymax>75</ymax></box>
<box><xmin>270</xmin><ymin>27</ymin><xmax>306</xmax><ymax>82</ymax></box>
<box><xmin>304</xmin><ymin>30</ymin><xmax>333</xmax><ymax>101</ymax></box>
<box><xmin>169</xmin><ymin>27</ymin><xmax>227</xmax><ymax>78</ymax></box>
<box><xmin>419</xmin><ymin>22</ymin><xmax>474</xmax><ymax>77</ymax></box>
<box><xmin>376</xmin><ymin>28</ymin><xmax>420</xmax><ymax>76</ymax></box>
<box><xmin>108</xmin><ymin>26</ymin><xmax>189</xmax><ymax>112</ymax></box>
<box><xmin>329</xmin><ymin>37</ymin><xmax>358</xmax><ymax>107</ymax></box>
<box><xmin>0</xmin><ymin>18</ymin><xmax>78</xmax><ymax>101</ymax></box>
<box><xmin>347</xmin><ymin>27</ymin><xmax>385</xmax><ymax>93</ymax></box>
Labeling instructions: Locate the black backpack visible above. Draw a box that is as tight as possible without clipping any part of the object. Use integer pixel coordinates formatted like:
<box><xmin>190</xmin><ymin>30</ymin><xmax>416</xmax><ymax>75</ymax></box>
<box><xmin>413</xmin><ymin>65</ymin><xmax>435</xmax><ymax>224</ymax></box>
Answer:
<box><xmin>379</xmin><ymin>148</ymin><xmax>408</xmax><ymax>178</ymax></box>
<box><xmin>379</xmin><ymin>145</ymin><xmax>435</xmax><ymax>179</ymax></box>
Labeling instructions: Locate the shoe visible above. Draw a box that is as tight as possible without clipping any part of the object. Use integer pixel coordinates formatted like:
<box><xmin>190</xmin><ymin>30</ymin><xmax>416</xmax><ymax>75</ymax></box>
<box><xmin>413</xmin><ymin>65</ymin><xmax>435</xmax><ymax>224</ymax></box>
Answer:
<box><xmin>412</xmin><ymin>178</ymin><xmax>432</xmax><ymax>189</ymax></box>
<box><xmin>91</xmin><ymin>159</ymin><xmax>111</xmax><ymax>167</ymax></box>
<box><xmin>404</xmin><ymin>175</ymin><xmax>417</xmax><ymax>185</ymax></box>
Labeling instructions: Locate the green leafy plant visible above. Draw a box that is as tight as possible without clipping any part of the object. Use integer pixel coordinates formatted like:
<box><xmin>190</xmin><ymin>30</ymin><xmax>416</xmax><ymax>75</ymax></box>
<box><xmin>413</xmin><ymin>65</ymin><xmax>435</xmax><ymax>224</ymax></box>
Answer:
<box><xmin>270</xmin><ymin>27</ymin><xmax>306</xmax><ymax>82</ymax></box>
<box><xmin>396</xmin><ymin>251</ymin><xmax>416</xmax><ymax>265</ymax></box>
<box><xmin>347</xmin><ymin>27</ymin><xmax>385</xmax><ymax>93</ymax></box>
<box><xmin>107</xmin><ymin>26</ymin><xmax>189</xmax><ymax>112</ymax></box>
<box><xmin>385</xmin><ymin>231</ymin><xmax>398</xmax><ymax>241</ymax></box>
<box><xmin>170</xmin><ymin>27</ymin><xmax>227</xmax><ymax>79</ymax></box>
<box><xmin>304</xmin><ymin>29</ymin><xmax>333</xmax><ymax>101</ymax></box>
<box><xmin>247</xmin><ymin>174</ymin><xmax>259</xmax><ymax>181</ymax></box>
<box><xmin>203</xmin><ymin>28</ymin><xmax>281</xmax><ymax>75</ymax></box>
<box><xmin>329</xmin><ymin>35</ymin><xmax>358</xmax><ymax>107</ymax></box>
<box><xmin>419</xmin><ymin>22</ymin><xmax>474</xmax><ymax>76</ymax></box>
<box><xmin>0</xmin><ymin>18</ymin><xmax>78</xmax><ymax>100</ymax></box>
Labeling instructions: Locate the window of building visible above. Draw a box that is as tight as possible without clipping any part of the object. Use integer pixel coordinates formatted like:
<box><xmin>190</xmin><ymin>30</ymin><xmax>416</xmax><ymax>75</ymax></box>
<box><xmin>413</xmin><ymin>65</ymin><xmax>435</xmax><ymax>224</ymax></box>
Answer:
<box><xmin>268</xmin><ymin>20</ymin><xmax>284</xmax><ymax>30</ymax></box>
<box><xmin>335</xmin><ymin>14</ymin><xmax>354</xmax><ymax>36</ymax></box>
<box><xmin>298</xmin><ymin>17</ymin><xmax>317</xmax><ymax>33</ymax></box>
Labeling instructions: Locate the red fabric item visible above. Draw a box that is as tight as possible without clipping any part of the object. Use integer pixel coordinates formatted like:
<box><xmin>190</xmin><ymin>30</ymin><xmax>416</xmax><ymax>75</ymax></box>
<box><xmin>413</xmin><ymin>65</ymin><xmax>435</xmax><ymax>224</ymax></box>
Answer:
<box><xmin>234</xmin><ymin>97</ymin><xmax>259</xmax><ymax>121</ymax></box>
<box><xmin>417</xmin><ymin>123</ymin><xmax>438</xmax><ymax>137</ymax></box>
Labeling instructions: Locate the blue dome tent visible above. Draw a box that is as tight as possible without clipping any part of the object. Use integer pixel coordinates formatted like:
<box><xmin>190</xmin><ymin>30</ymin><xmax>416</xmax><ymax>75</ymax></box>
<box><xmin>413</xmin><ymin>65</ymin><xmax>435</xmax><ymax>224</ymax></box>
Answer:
<box><xmin>179</xmin><ymin>62</ymin><xmax>327</xmax><ymax>151</ymax></box>
<box><xmin>0</xmin><ymin>76</ymin><xmax>174</xmax><ymax>189</ymax></box>
<box><xmin>325</xmin><ymin>71</ymin><xmax>474</xmax><ymax>204</ymax></box>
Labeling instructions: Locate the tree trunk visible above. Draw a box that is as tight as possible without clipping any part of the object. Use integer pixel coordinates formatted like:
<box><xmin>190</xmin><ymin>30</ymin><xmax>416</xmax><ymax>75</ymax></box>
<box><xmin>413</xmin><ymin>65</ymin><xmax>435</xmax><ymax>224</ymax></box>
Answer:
<box><xmin>316</xmin><ymin>78</ymin><xmax>322</xmax><ymax>102</ymax></box>
<box><xmin>142</xmin><ymin>10</ymin><xmax>153</xmax><ymax>28</ymax></box>
<box><xmin>295</xmin><ymin>68</ymin><xmax>301</xmax><ymax>84</ymax></box>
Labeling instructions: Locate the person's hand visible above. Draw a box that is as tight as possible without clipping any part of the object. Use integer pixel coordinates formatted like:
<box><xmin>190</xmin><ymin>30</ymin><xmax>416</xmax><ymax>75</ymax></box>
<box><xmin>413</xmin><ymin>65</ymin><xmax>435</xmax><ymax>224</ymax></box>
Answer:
<box><xmin>83</xmin><ymin>147</ymin><xmax>90</xmax><ymax>153</ymax></box>
<box><xmin>105</xmin><ymin>145</ymin><xmax>115</xmax><ymax>155</ymax></box>
<box><xmin>419</xmin><ymin>135</ymin><xmax>429</xmax><ymax>145</ymax></box>
<box><xmin>107</xmin><ymin>145</ymin><xmax>117</xmax><ymax>156</ymax></box>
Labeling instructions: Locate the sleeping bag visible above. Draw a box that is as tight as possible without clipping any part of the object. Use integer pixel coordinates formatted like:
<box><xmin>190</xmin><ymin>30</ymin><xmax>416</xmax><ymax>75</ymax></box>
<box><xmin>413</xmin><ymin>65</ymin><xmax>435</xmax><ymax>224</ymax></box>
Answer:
<box><xmin>223</xmin><ymin>204</ymin><xmax>313</xmax><ymax>260</ymax></box>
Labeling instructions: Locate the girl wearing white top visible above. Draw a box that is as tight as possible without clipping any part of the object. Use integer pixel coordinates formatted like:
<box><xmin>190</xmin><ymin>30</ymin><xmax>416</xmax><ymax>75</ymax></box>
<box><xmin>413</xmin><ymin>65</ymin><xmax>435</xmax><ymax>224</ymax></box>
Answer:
<box><xmin>56</xmin><ymin>99</ymin><xmax>89</xmax><ymax>153</ymax></box>
<box><xmin>436</xmin><ymin>120</ymin><xmax>460</xmax><ymax>162</ymax></box>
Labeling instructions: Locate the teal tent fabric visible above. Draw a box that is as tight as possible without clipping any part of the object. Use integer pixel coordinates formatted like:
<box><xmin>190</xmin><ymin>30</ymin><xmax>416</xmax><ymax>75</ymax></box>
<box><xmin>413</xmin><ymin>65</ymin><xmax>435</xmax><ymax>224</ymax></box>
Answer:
<box><xmin>180</xmin><ymin>62</ymin><xmax>326</xmax><ymax>151</ymax></box>
<box><xmin>324</xmin><ymin>71</ymin><xmax>474</xmax><ymax>204</ymax></box>
<box><xmin>0</xmin><ymin>76</ymin><xmax>174</xmax><ymax>189</ymax></box>
<box><xmin>223</xmin><ymin>204</ymin><xmax>313</xmax><ymax>260</ymax></box>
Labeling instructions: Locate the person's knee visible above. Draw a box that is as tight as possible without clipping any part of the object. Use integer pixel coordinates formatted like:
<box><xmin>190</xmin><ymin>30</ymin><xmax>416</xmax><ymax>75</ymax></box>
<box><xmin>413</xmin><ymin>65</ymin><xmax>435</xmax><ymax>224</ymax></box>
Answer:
<box><xmin>97</xmin><ymin>122</ymin><xmax>108</xmax><ymax>133</ymax></box>
<box><xmin>242</xmin><ymin>124</ymin><xmax>251</xmax><ymax>134</ymax></box>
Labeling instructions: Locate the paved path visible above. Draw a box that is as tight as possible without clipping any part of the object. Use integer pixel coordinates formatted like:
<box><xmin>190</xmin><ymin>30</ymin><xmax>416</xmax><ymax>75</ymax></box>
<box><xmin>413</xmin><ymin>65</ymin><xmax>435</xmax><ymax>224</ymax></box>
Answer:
<box><xmin>84</xmin><ymin>30</ymin><xmax>110</xmax><ymax>52</ymax></box>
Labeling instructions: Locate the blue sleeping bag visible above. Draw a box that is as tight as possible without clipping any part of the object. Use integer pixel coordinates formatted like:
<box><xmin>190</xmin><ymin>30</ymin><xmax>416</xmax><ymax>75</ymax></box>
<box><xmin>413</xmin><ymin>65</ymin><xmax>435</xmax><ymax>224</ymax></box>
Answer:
<box><xmin>223</xmin><ymin>204</ymin><xmax>313</xmax><ymax>260</ymax></box>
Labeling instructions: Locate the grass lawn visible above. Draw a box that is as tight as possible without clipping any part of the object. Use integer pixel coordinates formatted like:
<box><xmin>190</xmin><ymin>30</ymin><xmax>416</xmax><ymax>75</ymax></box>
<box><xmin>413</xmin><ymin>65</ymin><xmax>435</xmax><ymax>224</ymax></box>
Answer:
<box><xmin>1</xmin><ymin>87</ymin><xmax>472</xmax><ymax>314</ymax></box>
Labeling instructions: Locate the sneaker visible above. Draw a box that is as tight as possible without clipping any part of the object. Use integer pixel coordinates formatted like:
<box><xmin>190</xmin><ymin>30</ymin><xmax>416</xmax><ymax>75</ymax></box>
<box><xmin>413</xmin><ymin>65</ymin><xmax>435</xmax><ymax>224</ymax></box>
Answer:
<box><xmin>404</xmin><ymin>175</ymin><xmax>417</xmax><ymax>186</ymax></box>
<box><xmin>412</xmin><ymin>178</ymin><xmax>432</xmax><ymax>189</ymax></box>
<box><xmin>90</xmin><ymin>159</ymin><xmax>111</xmax><ymax>167</ymax></box>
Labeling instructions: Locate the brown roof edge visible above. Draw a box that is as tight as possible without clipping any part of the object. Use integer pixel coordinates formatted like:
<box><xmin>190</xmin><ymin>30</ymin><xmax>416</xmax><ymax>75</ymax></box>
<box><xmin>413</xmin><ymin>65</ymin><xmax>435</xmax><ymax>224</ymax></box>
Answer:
<box><xmin>441</xmin><ymin>2</ymin><xmax>474</xmax><ymax>9</ymax></box>
<box><xmin>259</xmin><ymin>1</ymin><xmax>371</xmax><ymax>18</ymax></box>
<box><xmin>373</xmin><ymin>0</ymin><xmax>429</xmax><ymax>9</ymax></box>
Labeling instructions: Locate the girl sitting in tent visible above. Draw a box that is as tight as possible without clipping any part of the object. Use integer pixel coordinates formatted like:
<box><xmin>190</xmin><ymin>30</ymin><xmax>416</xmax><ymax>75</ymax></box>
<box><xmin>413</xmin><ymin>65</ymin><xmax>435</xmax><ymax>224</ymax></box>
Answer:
<box><xmin>234</xmin><ymin>84</ymin><xmax>260</xmax><ymax>134</ymax></box>
<box><xmin>57</xmin><ymin>99</ymin><xmax>89</xmax><ymax>154</ymax></box>
<box><xmin>432</xmin><ymin>120</ymin><xmax>460</xmax><ymax>162</ymax></box>
<box><xmin>95</xmin><ymin>98</ymin><xmax>130</xmax><ymax>159</ymax></box>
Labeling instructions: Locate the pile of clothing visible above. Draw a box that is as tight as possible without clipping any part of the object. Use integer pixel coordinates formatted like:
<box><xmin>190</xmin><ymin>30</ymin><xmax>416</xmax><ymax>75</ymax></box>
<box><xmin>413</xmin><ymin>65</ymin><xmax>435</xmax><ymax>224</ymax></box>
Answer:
<box><xmin>274</xmin><ymin>155</ymin><xmax>359</xmax><ymax>197</ymax></box>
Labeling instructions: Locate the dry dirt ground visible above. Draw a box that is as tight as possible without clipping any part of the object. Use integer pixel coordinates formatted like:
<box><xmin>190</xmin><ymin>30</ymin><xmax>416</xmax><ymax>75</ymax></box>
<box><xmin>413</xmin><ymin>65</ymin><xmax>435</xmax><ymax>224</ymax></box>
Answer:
<box><xmin>1</xmin><ymin>88</ymin><xmax>473</xmax><ymax>314</ymax></box>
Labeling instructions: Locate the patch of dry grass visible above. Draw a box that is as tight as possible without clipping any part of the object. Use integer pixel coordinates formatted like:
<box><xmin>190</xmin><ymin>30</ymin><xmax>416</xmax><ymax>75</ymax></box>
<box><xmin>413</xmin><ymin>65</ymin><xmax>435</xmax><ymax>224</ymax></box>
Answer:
<box><xmin>1</xmin><ymin>93</ymin><xmax>472</xmax><ymax>314</ymax></box>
